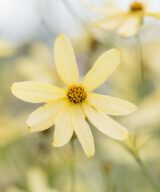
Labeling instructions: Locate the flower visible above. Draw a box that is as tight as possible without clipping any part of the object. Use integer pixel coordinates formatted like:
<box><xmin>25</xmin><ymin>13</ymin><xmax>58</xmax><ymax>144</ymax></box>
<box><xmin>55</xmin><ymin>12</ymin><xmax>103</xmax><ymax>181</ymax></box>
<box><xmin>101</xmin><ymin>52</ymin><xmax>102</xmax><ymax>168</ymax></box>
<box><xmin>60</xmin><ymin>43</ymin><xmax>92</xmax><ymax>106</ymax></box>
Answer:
<box><xmin>11</xmin><ymin>34</ymin><xmax>137</xmax><ymax>157</ymax></box>
<box><xmin>6</xmin><ymin>168</ymin><xmax>58</xmax><ymax>192</ymax></box>
<box><xmin>93</xmin><ymin>0</ymin><xmax>160</xmax><ymax>38</ymax></box>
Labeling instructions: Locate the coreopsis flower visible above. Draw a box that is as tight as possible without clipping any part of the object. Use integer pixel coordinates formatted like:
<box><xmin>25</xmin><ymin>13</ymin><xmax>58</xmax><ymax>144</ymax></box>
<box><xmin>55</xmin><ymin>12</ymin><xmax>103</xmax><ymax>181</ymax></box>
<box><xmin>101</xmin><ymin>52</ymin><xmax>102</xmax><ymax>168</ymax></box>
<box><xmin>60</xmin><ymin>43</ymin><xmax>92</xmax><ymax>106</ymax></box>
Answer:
<box><xmin>11</xmin><ymin>34</ymin><xmax>137</xmax><ymax>157</ymax></box>
<box><xmin>93</xmin><ymin>0</ymin><xmax>160</xmax><ymax>38</ymax></box>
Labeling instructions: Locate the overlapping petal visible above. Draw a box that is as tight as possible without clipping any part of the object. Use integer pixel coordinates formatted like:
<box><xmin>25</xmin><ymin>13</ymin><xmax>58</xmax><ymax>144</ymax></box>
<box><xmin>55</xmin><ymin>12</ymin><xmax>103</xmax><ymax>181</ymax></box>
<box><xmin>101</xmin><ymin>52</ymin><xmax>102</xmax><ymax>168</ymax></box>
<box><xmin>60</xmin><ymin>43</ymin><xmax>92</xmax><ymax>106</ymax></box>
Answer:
<box><xmin>146</xmin><ymin>12</ymin><xmax>160</xmax><ymax>19</ymax></box>
<box><xmin>27</xmin><ymin>101</ymin><xmax>65</xmax><ymax>132</ymax></box>
<box><xmin>54</xmin><ymin>34</ymin><xmax>79</xmax><ymax>85</ymax></box>
<box><xmin>88</xmin><ymin>93</ymin><xmax>137</xmax><ymax>116</ymax></box>
<box><xmin>118</xmin><ymin>16</ymin><xmax>141</xmax><ymax>38</ymax></box>
<box><xmin>73</xmin><ymin>105</ymin><xmax>95</xmax><ymax>157</ymax></box>
<box><xmin>53</xmin><ymin>105</ymin><xmax>74</xmax><ymax>147</ymax></box>
<box><xmin>83</xmin><ymin>104</ymin><xmax>128</xmax><ymax>140</ymax></box>
<box><xmin>83</xmin><ymin>49</ymin><xmax>120</xmax><ymax>91</ymax></box>
<box><xmin>11</xmin><ymin>81</ymin><xmax>65</xmax><ymax>103</ymax></box>
<box><xmin>94</xmin><ymin>13</ymin><xmax>128</xmax><ymax>30</ymax></box>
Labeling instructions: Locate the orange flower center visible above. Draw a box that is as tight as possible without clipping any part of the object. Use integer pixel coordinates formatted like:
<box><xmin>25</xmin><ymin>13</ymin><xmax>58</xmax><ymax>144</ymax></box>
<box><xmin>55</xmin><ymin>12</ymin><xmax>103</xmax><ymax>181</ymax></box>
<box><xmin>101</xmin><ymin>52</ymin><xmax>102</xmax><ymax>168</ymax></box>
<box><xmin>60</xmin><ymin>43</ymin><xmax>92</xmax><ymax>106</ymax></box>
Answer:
<box><xmin>67</xmin><ymin>85</ymin><xmax>87</xmax><ymax>104</ymax></box>
<box><xmin>130</xmin><ymin>1</ymin><xmax>144</xmax><ymax>12</ymax></box>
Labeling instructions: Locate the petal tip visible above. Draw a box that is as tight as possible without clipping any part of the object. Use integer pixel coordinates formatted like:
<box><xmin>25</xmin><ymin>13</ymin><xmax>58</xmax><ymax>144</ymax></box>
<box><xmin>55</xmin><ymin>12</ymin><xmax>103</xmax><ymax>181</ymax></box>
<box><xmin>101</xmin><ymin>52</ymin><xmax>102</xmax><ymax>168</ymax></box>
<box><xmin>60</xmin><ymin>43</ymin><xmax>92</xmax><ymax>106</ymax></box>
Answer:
<box><xmin>131</xmin><ymin>104</ymin><xmax>138</xmax><ymax>113</ymax></box>
<box><xmin>52</xmin><ymin>141</ymin><xmax>67</xmax><ymax>148</ymax></box>
<box><xmin>28</xmin><ymin>126</ymin><xmax>33</xmax><ymax>133</ymax></box>
<box><xmin>57</xmin><ymin>33</ymin><xmax>67</xmax><ymax>40</ymax></box>
<box><xmin>10</xmin><ymin>83</ymin><xmax>16</xmax><ymax>93</ymax></box>
<box><xmin>27</xmin><ymin>125</ymin><xmax>37</xmax><ymax>133</ymax></box>
<box><xmin>86</xmin><ymin>151</ymin><xmax>95</xmax><ymax>158</ymax></box>
<box><xmin>119</xmin><ymin>129</ymin><xmax>129</xmax><ymax>141</ymax></box>
<box><xmin>111</xmin><ymin>48</ymin><xmax>120</xmax><ymax>57</ymax></box>
<box><xmin>126</xmin><ymin>103</ymin><xmax>138</xmax><ymax>115</ymax></box>
<box><xmin>52</xmin><ymin>141</ymin><xmax>59</xmax><ymax>147</ymax></box>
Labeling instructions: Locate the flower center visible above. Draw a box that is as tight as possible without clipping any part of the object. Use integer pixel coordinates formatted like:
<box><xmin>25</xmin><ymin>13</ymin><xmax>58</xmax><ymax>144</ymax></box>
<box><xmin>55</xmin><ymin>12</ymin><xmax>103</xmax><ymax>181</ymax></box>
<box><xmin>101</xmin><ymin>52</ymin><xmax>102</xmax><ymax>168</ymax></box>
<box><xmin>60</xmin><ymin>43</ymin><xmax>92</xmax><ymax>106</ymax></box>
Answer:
<box><xmin>130</xmin><ymin>1</ymin><xmax>144</xmax><ymax>12</ymax></box>
<box><xmin>67</xmin><ymin>85</ymin><xmax>87</xmax><ymax>104</ymax></box>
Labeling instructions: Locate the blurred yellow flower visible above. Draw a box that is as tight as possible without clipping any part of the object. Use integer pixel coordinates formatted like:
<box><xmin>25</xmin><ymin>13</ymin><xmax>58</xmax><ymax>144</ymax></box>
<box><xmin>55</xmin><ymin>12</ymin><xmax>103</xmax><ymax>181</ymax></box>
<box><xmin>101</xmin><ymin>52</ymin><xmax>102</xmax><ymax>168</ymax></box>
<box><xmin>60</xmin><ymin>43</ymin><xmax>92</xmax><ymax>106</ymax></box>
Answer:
<box><xmin>16</xmin><ymin>43</ymin><xmax>59</xmax><ymax>84</ymax></box>
<box><xmin>122</xmin><ymin>90</ymin><xmax>160</xmax><ymax>131</ymax></box>
<box><xmin>93</xmin><ymin>0</ymin><xmax>160</xmax><ymax>38</ymax></box>
<box><xmin>7</xmin><ymin>168</ymin><xmax>58</xmax><ymax>192</ymax></box>
<box><xmin>0</xmin><ymin>39</ymin><xmax>16</xmax><ymax>57</ymax></box>
<box><xmin>0</xmin><ymin>115</ymin><xmax>27</xmax><ymax>147</ymax></box>
<box><xmin>11</xmin><ymin>34</ymin><xmax>137</xmax><ymax>157</ymax></box>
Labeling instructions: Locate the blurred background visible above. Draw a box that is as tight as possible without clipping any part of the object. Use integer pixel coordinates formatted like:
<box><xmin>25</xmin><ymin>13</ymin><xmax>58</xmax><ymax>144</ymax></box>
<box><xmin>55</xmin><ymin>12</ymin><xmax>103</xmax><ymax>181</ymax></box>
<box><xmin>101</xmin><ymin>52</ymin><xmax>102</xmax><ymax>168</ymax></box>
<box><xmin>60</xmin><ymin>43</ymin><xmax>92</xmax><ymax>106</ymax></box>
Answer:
<box><xmin>1</xmin><ymin>0</ymin><xmax>160</xmax><ymax>191</ymax></box>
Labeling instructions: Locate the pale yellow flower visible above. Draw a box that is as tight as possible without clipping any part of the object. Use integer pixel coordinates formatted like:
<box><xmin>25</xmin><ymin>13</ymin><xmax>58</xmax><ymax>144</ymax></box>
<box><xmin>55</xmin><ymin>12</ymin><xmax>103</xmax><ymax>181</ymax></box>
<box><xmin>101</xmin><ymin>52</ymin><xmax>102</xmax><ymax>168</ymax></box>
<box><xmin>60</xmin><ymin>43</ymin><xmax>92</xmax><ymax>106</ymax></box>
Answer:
<box><xmin>11</xmin><ymin>34</ymin><xmax>137</xmax><ymax>157</ymax></box>
<box><xmin>93</xmin><ymin>0</ymin><xmax>160</xmax><ymax>38</ymax></box>
<box><xmin>7</xmin><ymin>168</ymin><xmax>58</xmax><ymax>192</ymax></box>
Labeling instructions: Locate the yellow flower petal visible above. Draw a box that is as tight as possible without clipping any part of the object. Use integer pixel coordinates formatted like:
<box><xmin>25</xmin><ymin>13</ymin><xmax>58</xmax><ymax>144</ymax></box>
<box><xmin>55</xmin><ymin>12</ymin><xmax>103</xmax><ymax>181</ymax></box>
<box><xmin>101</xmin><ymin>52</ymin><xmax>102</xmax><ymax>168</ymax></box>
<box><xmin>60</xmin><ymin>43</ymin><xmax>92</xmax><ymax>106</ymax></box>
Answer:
<box><xmin>83</xmin><ymin>49</ymin><xmax>120</xmax><ymax>91</ymax></box>
<box><xmin>27</xmin><ymin>101</ymin><xmax>64</xmax><ymax>132</ymax></box>
<box><xmin>85</xmin><ymin>0</ymin><xmax>123</xmax><ymax>15</ymax></box>
<box><xmin>53</xmin><ymin>106</ymin><xmax>74</xmax><ymax>147</ymax></box>
<box><xmin>11</xmin><ymin>81</ymin><xmax>65</xmax><ymax>103</ymax></box>
<box><xmin>73</xmin><ymin>105</ymin><xmax>95</xmax><ymax>157</ymax></box>
<box><xmin>83</xmin><ymin>104</ymin><xmax>128</xmax><ymax>140</ymax></box>
<box><xmin>94</xmin><ymin>13</ymin><xmax>127</xmax><ymax>30</ymax></box>
<box><xmin>146</xmin><ymin>12</ymin><xmax>160</xmax><ymax>19</ymax></box>
<box><xmin>54</xmin><ymin>34</ymin><xmax>79</xmax><ymax>85</ymax></box>
<box><xmin>88</xmin><ymin>93</ymin><xmax>137</xmax><ymax>116</ymax></box>
<box><xmin>27</xmin><ymin>168</ymin><xmax>50</xmax><ymax>192</ymax></box>
<box><xmin>118</xmin><ymin>16</ymin><xmax>141</xmax><ymax>38</ymax></box>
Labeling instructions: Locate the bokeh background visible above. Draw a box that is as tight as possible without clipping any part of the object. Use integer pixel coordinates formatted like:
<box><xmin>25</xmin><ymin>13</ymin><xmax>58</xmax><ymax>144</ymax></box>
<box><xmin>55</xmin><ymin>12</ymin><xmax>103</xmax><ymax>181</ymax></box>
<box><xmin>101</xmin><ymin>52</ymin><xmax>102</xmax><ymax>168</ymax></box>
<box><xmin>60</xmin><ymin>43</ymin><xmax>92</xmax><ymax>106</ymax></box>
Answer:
<box><xmin>0</xmin><ymin>0</ymin><xmax>160</xmax><ymax>191</ymax></box>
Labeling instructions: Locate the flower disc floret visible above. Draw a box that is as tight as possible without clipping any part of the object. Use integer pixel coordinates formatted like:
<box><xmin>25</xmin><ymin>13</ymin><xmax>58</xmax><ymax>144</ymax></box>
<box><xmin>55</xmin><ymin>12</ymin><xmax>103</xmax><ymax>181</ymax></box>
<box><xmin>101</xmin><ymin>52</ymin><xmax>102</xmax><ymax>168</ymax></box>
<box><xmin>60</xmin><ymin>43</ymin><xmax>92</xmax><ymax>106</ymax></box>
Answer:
<box><xmin>67</xmin><ymin>85</ymin><xmax>87</xmax><ymax>104</ymax></box>
<box><xmin>130</xmin><ymin>1</ymin><xmax>144</xmax><ymax>12</ymax></box>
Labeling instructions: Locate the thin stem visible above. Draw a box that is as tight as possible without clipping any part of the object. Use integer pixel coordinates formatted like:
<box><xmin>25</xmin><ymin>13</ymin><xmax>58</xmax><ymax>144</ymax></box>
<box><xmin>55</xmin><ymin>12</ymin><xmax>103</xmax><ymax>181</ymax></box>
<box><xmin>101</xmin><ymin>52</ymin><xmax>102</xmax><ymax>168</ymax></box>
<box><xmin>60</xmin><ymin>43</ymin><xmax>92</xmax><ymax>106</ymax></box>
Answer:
<box><xmin>106</xmin><ymin>174</ymin><xmax>116</xmax><ymax>192</ymax></box>
<box><xmin>38</xmin><ymin>0</ymin><xmax>56</xmax><ymax>37</ymax></box>
<box><xmin>119</xmin><ymin>142</ymin><xmax>160</xmax><ymax>192</ymax></box>
<box><xmin>62</xmin><ymin>0</ymin><xmax>87</xmax><ymax>28</ymax></box>
<box><xmin>101</xmin><ymin>163</ymin><xmax>115</xmax><ymax>192</ymax></box>
<box><xmin>137</xmin><ymin>134</ymin><xmax>156</xmax><ymax>152</ymax></box>
<box><xmin>70</xmin><ymin>140</ymin><xmax>76</xmax><ymax>192</ymax></box>
<box><xmin>136</xmin><ymin>35</ymin><xmax>144</xmax><ymax>81</ymax></box>
<box><xmin>134</xmin><ymin>154</ymin><xmax>159</xmax><ymax>192</ymax></box>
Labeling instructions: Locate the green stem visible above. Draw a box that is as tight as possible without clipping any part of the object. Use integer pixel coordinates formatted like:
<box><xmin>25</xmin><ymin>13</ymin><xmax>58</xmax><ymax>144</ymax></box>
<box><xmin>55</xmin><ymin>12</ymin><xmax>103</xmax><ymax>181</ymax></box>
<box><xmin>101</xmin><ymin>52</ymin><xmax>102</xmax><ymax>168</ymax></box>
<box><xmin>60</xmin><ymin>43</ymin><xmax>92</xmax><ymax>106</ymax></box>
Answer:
<box><xmin>70</xmin><ymin>140</ymin><xmax>76</xmax><ymax>192</ymax></box>
<box><xmin>119</xmin><ymin>143</ymin><xmax>160</xmax><ymax>192</ymax></box>
<box><xmin>105</xmin><ymin>174</ymin><xmax>115</xmax><ymax>192</ymax></box>
<box><xmin>136</xmin><ymin>35</ymin><xmax>144</xmax><ymax>82</ymax></box>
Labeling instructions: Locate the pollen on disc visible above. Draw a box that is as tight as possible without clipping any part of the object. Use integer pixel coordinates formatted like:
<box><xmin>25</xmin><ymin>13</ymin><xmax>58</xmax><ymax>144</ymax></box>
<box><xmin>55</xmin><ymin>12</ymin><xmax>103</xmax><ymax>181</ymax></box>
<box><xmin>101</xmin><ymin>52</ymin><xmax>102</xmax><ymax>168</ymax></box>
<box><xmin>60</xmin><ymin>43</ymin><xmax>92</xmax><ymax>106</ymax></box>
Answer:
<box><xmin>67</xmin><ymin>85</ymin><xmax>87</xmax><ymax>104</ymax></box>
<box><xmin>130</xmin><ymin>1</ymin><xmax>144</xmax><ymax>12</ymax></box>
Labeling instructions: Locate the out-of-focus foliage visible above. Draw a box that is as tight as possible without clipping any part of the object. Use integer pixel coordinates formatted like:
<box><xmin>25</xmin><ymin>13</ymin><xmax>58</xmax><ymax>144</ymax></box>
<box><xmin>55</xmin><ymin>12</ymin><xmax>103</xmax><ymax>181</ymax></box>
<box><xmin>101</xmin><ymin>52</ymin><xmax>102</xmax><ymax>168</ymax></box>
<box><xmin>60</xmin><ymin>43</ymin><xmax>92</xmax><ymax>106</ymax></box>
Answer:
<box><xmin>0</xmin><ymin>0</ymin><xmax>160</xmax><ymax>192</ymax></box>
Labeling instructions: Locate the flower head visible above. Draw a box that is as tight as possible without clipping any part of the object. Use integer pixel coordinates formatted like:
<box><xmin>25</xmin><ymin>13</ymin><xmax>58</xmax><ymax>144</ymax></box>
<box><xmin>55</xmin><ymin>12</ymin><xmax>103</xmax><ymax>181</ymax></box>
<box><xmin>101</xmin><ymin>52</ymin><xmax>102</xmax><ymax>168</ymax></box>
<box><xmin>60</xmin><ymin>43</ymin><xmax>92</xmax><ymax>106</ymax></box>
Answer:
<box><xmin>11</xmin><ymin>34</ymin><xmax>137</xmax><ymax>157</ymax></box>
<box><xmin>130</xmin><ymin>1</ymin><xmax>144</xmax><ymax>12</ymax></box>
<box><xmin>93</xmin><ymin>0</ymin><xmax>160</xmax><ymax>38</ymax></box>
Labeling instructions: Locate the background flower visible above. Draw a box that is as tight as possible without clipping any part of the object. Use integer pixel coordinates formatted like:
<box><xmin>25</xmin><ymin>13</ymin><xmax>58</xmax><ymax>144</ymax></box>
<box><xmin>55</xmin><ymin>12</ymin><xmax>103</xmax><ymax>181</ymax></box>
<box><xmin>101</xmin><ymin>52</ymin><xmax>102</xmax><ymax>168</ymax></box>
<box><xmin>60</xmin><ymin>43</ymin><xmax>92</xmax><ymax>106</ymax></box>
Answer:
<box><xmin>89</xmin><ymin>0</ymin><xmax>160</xmax><ymax>37</ymax></box>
